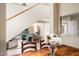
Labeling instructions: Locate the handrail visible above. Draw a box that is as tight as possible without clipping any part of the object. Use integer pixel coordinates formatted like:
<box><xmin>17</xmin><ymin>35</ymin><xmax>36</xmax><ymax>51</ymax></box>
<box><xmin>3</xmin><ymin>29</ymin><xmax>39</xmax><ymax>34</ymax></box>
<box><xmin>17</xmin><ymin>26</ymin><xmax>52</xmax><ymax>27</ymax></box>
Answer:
<box><xmin>7</xmin><ymin>3</ymin><xmax>40</xmax><ymax>21</ymax></box>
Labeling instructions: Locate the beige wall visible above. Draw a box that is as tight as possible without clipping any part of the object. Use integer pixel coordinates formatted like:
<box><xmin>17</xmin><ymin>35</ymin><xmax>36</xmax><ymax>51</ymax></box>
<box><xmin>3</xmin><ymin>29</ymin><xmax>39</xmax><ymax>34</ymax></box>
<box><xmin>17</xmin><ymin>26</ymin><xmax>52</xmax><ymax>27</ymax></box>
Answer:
<box><xmin>77</xmin><ymin>17</ymin><xmax>79</xmax><ymax>33</ymax></box>
<box><xmin>50</xmin><ymin>4</ymin><xmax>54</xmax><ymax>33</ymax></box>
<box><xmin>53</xmin><ymin>4</ymin><xmax>59</xmax><ymax>35</ymax></box>
<box><xmin>50</xmin><ymin>3</ymin><xmax>59</xmax><ymax>35</ymax></box>
<box><xmin>59</xmin><ymin>3</ymin><xmax>79</xmax><ymax>16</ymax></box>
<box><xmin>0</xmin><ymin>4</ymin><xmax>6</xmax><ymax>55</ymax></box>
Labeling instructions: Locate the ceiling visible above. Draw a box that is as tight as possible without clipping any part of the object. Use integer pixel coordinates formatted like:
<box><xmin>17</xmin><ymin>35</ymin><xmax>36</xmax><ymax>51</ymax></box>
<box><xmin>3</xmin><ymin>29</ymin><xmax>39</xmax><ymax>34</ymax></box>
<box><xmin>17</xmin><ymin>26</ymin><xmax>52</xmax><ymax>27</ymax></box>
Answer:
<box><xmin>6</xmin><ymin>3</ymin><xmax>51</xmax><ymax>20</ymax></box>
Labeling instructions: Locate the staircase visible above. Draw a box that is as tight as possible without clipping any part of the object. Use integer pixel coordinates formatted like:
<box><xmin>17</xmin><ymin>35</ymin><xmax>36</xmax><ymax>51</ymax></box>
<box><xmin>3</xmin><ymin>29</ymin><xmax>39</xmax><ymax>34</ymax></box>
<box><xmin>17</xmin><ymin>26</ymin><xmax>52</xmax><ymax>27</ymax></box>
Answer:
<box><xmin>6</xmin><ymin>3</ymin><xmax>40</xmax><ymax>42</ymax></box>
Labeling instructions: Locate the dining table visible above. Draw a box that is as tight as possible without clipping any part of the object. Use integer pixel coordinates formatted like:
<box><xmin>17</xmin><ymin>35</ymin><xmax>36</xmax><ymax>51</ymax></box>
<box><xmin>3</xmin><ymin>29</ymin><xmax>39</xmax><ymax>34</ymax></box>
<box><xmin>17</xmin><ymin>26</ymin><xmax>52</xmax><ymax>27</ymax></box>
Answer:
<box><xmin>19</xmin><ymin>48</ymin><xmax>50</xmax><ymax>56</ymax></box>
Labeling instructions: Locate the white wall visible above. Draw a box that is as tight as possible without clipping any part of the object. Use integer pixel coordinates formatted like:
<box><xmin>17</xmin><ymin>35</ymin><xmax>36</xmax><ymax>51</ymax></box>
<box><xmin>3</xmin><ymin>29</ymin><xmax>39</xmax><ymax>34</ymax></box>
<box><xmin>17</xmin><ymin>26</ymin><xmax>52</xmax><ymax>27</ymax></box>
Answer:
<box><xmin>61</xmin><ymin>16</ymin><xmax>79</xmax><ymax>48</ymax></box>
<box><xmin>59</xmin><ymin>3</ymin><xmax>79</xmax><ymax>48</ymax></box>
<box><xmin>59</xmin><ymin>3</ymin><xmax>79</xmax><ymax>16</ymax></box>
<box><xmin>62</xmin><ymin>16</ymin><xmax>77</xmax><ymax>35</ymax></box>
<box><xmin>61</xmin><ymin>35</ymin><xmax>79</xmax><ymax>48</ymax></box>
<box><xmin>68</xmin><ymin>17</ymin><xmax>77</xmax><ymax>35</ymax></box>
<box><xmin>6</xmin><ymin>4</ymin><xmax>51</xmax><ymax>42</ymax></box>
<box><xmin>62</xmin><ymin>16</ymin><xmax>69</xmax><ymax>35</ymax></box>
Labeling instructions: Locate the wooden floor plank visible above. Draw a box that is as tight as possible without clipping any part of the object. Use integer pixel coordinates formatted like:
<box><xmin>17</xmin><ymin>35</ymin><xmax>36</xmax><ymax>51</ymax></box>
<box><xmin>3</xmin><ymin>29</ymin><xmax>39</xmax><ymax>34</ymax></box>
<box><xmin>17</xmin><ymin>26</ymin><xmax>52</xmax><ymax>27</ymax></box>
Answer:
<box><xmin>56</xmin><ymin>45</ymin><xmax>79</xmax><ymax>56</ymax></box>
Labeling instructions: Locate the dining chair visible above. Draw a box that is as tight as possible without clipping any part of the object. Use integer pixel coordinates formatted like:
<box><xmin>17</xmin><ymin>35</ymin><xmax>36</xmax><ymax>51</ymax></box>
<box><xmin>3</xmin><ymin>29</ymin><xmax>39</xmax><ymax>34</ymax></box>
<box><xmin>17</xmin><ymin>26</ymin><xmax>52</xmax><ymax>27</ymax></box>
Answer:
<box><xmin>21</xmin><ymin>41</ymin><xmax>37</xmax><ymax>53</ymax></box>
<box><xmin>40</xmin><ymin>40</ymin><xmax>50</xmax><ymax>49</ymax></box>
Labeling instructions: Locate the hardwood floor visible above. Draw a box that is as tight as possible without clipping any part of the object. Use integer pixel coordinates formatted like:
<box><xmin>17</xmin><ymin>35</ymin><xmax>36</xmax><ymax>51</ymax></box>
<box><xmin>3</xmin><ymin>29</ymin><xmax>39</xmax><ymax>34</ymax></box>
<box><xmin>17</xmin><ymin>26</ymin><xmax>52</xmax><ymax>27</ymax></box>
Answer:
<box><xmin>8</xmin><ymin>44</ymin><xmax>79</xmax><ymax>56</ymax></box>
<box><xmin>19</xmin><ymin>44</ymin><xmax>79</xmax><ymax>56</ymax></box>
<box><xmin>56</xmin><ymin>45</ymin><xmax>79</xmax><ymax>56</ymax></box>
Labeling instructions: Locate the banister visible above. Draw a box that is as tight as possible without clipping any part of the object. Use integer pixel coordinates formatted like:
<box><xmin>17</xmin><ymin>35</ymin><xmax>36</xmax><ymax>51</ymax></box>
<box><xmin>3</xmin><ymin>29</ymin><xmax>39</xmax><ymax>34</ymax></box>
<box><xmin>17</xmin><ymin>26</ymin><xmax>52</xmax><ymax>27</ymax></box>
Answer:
<box><xmin>7</xmin><ymin>3</ymin><xmax>40</xmax><ymax>21</ymax></box>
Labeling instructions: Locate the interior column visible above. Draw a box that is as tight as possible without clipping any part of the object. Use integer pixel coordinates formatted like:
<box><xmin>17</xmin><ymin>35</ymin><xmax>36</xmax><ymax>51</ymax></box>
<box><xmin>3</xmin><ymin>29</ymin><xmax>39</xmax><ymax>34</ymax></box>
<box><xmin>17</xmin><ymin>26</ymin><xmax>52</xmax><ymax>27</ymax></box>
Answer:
<box><xmin>0</xmin><ymin>3</ymin><xmax>6</xmax><ymax>56</ymax></box>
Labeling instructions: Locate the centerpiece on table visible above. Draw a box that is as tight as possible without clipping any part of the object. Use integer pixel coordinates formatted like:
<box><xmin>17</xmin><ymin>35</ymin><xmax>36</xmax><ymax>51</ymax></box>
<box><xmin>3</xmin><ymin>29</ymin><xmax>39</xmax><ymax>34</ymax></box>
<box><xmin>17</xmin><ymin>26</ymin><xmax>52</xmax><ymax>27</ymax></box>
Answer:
<box><xmin>47</xmin><ymin>34</ymin><xmax>63</xmax><ymax>56</ymax></box>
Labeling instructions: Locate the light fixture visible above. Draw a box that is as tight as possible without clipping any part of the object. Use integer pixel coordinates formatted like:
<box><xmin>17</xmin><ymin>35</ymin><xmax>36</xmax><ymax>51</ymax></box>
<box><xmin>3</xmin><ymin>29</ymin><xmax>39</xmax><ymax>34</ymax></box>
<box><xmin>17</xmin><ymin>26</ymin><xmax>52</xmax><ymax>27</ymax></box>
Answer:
<box><xmin>36</xmin><ymin>20</ymin><xmax>50</xmax><ymax>23</ymax></box>
<box><xmin>16</xmin><ymin>3</ymin><xmax>27</xmax><ymax>7</ymax></box>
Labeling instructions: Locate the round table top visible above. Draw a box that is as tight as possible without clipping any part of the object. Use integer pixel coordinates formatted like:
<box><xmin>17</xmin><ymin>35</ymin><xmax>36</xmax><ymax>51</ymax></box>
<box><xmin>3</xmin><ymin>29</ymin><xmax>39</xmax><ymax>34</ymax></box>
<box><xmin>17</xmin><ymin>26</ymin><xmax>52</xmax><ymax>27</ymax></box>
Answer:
<box><xmin>19</xmin><ymin>48</ymin><xmax>50</xmax><ymax>56</ymax></box>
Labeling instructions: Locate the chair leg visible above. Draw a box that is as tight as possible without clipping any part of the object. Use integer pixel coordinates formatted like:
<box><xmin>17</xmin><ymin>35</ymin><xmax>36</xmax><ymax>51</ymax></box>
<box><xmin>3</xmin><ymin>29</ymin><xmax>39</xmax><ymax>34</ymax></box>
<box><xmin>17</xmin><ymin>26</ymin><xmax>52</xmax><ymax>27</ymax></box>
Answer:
<box><xmin>21</xmin><ymin>41</ymin><xmax>23</xmax><ymax>53</ymax></box>
<box><xmin>35</xmin><ymin>41</ymin><xmax>37</xmax><ymax>51</ymax></box>
<box><xmin>40</xmin><ymin>40</ymin><xmax>42</xmax><ymax>49</ymax></box>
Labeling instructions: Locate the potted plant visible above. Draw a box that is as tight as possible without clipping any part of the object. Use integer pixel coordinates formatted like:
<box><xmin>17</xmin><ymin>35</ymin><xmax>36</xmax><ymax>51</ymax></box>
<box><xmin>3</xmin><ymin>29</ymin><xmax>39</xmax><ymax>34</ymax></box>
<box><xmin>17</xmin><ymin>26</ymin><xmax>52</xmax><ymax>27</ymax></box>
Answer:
<box><xmin>47</xmin><ymin>34</ymin><xmax>62</xmax><ymax>56</ymax></box>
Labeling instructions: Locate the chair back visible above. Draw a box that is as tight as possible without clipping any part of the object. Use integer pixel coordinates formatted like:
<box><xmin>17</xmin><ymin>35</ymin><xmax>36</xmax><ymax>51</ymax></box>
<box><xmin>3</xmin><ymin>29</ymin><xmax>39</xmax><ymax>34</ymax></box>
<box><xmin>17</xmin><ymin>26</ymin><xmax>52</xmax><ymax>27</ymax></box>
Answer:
<box><xmin>40</xmin><ymin>40</ymin><xmax>50</xmax><ymax>49</ymax></box>
<box><xmin>21</xmin><ymin>41</ymin><xmax>37</xmax><ymax>53</ymax></box>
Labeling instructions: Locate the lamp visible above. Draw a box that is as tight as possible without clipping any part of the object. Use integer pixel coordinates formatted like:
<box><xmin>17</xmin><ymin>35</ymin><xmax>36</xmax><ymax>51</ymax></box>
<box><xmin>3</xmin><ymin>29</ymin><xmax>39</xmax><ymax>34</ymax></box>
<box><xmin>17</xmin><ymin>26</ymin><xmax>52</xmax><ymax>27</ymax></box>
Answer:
<box><xmin>31</xmin><ymin>23</ymin><xmax>41</xmax><ymax>42</ymax></box>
